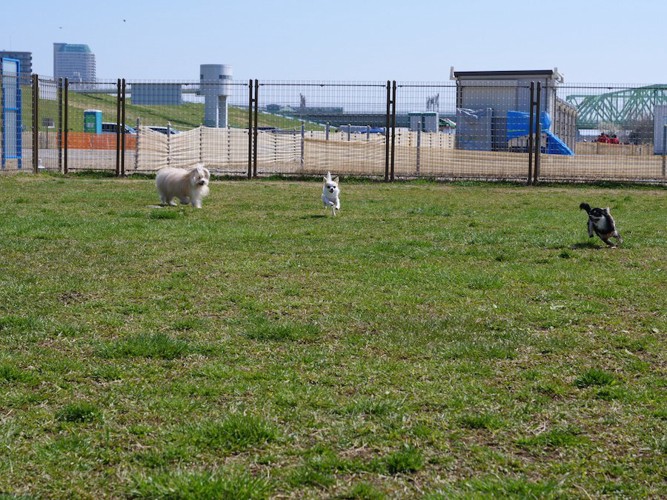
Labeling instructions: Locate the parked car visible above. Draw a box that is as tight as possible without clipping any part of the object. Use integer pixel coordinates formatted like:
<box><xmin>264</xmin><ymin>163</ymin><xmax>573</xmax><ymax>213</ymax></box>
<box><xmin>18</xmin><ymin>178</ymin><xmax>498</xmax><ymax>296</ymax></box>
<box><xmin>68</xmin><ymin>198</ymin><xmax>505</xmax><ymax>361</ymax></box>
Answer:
<box><xmin>147</xmin><ymin>125</ymin><xmax>180</xmax><ymax>135</ymax></box>
<box><xmin>101</xmin><ymin>122</ymin><xmax>137</xmax><ymax>134</ymax></box>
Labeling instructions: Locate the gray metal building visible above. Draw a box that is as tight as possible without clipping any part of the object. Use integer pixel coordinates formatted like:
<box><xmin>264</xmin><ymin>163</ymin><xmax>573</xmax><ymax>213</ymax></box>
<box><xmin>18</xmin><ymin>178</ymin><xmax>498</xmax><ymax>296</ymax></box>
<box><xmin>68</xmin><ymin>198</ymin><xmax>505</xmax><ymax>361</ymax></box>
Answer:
<box><xmin>131</xmin><ymin>83</ymin><xmax>183</xmax><ymax>105</ymax></box>
<box><xmin>452</xmin><ymin>68</ymin><xmax>576</xmax><ymax>153</ymax></box>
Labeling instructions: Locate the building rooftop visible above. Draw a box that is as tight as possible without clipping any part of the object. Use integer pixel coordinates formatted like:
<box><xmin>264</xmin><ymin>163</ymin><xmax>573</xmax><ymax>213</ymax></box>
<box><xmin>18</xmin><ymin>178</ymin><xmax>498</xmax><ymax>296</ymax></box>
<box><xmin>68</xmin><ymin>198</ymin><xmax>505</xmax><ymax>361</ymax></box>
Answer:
<box><xmin>451</xmin><ymin>68</ymin><xmax>564</xmax><ymax>83</ymax></box>
<box><xmin>57</xmin><ymin>44</ymin><xmax>92</xmax><ymax>54</ymax></box>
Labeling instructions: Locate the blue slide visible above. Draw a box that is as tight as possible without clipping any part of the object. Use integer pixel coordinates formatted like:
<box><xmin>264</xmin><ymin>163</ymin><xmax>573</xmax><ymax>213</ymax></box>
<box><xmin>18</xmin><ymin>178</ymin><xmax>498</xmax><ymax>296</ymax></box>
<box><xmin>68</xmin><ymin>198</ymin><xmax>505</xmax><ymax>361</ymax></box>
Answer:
<box><xmin>506</xmin><ymin>111</ymin><xmax>574</xmax><ymax>155</ymax></box>
<box><xmin>544</xmin><ymin>130</ymin><xmax>574</xmax><ymax>155</ymax></box>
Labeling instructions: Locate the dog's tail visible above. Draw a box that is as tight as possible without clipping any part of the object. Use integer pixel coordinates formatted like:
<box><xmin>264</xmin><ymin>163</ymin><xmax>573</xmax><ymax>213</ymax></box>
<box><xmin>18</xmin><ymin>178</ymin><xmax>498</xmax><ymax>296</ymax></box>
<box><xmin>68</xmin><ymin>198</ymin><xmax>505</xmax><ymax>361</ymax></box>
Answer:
<box><xmin>325</xmin><ymin>171</ymin><xmax>333</xmax><ymax>182</ymax></box>
<box><xmin>579</xmin><ymin>202</ymin><xmax>591</xmax><ymax>213</ymax></box>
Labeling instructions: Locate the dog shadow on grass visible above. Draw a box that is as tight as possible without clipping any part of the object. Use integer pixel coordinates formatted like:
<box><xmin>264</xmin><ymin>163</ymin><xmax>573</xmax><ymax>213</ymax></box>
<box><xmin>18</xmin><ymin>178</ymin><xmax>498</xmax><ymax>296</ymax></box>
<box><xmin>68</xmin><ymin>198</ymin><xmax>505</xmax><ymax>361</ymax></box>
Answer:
<box><xmin>147</xmin><ymin>205</ymin><xmax>186</xmax><ymax>220</ymax></box>
<box><xmin>571</xmin><ymin>241</ymin><xmax>610</xmax><ymax>250</ymax></box>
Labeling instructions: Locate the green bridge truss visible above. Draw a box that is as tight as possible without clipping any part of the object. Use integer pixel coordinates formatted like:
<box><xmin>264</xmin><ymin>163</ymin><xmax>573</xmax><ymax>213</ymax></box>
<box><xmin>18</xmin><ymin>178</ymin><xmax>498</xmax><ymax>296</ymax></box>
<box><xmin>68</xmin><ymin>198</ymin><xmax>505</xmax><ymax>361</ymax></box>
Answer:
<box><xmin>566</xmin><ymin>85</ymin><xmax>667</xmax><ymax>129</ymax></box>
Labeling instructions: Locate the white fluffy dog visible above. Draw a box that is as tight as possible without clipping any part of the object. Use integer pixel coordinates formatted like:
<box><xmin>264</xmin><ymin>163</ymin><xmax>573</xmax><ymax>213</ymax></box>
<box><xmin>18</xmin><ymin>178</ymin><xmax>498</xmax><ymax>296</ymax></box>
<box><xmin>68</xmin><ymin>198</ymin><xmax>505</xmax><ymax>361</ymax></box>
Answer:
<box><xmin>321</xmin><ymin>171</ymin><xmax>340</xmax><ymax>216</ymax></box>
<box><xmin>156</xmin><ymin>164</ymin><xmax>210</xmax><ymax>208</ymax></box>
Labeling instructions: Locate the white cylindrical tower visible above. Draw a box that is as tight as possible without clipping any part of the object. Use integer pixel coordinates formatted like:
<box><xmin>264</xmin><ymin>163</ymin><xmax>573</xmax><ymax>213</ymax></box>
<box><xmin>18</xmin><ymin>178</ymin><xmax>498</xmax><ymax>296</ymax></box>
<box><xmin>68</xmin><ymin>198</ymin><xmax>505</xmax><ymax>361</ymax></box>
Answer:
<box><xmin>200</xmin><ymin>64</ymin><xmax>233</xmax><ymax>128</ymax></box>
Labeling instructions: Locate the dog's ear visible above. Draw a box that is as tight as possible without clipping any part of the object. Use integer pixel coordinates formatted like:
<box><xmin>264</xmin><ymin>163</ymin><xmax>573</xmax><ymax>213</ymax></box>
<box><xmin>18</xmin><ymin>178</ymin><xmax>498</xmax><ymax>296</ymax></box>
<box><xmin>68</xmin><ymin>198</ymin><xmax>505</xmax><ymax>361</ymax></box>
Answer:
<box><xmin>323</xmin><ymin>176</ymin><xmax>328</xmax><ymax>183</ymax></box>
<box><xmin>333</xmin><ymin>176</ymin><xmax>339</xmax><ymax>184</ymax></box>
<box><xmin>203</xmin><ymin>167</ymin><xmax>210</xmax><ymax>179</ymax></box>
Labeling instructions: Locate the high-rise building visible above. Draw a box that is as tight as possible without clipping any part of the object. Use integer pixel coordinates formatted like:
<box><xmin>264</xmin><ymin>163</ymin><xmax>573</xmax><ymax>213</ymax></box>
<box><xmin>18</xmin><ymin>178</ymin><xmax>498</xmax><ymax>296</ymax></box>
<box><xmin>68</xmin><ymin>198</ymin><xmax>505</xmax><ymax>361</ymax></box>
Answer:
<box><xmin>0</xmin><ymin>51</ymin><xmax>32</xmax><ymax>84</ymax></box>
<box><xmin>53</xmin><ymin>43</ymin><xmax>96</xmax><ymax>85</ymax></box>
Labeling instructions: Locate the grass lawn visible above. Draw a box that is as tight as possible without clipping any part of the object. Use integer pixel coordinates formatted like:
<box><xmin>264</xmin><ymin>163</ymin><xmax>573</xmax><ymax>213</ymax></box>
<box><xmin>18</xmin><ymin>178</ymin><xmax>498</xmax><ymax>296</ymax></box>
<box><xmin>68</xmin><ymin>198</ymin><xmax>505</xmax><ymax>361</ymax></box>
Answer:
<box><xmin>0</xmin><ymin>174</ymin><xmax>665</xmax><ymax>498</ymax></box>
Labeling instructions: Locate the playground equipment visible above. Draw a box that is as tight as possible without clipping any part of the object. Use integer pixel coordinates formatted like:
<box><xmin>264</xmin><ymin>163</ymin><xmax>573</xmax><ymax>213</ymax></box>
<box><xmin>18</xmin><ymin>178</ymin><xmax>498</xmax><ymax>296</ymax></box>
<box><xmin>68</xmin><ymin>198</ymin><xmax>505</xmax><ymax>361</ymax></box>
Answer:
<box><xmin>507</xmin><ymin>110</ymin><xmax>574</xmax><ymax>155</ymax></box>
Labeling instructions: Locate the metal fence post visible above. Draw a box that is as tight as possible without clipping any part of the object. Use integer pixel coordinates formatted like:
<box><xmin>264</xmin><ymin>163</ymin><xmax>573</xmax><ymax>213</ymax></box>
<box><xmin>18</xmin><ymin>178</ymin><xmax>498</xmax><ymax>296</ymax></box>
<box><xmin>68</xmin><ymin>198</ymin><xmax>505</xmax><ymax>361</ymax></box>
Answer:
<box><xmin>135</xmin><ymin>117</ymin><xmax>140</xmax><ymax>171</ymax></box>
<box><xmin>385</xmin><ymin>80</ymin><xmax>391</xmax><ymax>181</ymax></box>
<box><xmin>528</xmin><ymin>82</ymin><xmax>534</xmax><ymax>185</ymax></box>
<box><xmin>300</xmin><ymin>122</ymin><xmax>305</xmax><ymax>169</ymax></box>
<box><xmin>31</xmin><ymin>74</ymin><xmax>39</xmax><ymax>173</ymax></box>
<box><xmin>416</xmin><ymin>124</ymin><xmax>421</xmax><ymax>177</ymax></box>
<box><xmin>390</xmin><ymin>80</ymin><xmax>397</xmax><ymax>181</ymax></box>
<box><xmin>57</xmin><ymin>79</ymin><xmax>62</xmax><ymax>173</ymax></box>
<box><xmin>166</xmin><ymin>120</ymin><xmax>172</xmax><ymax>167</ymax></box>
<box><xmin>115</xmin><ymin>79</ymin><xmax>121</xmax><ymax>176</ymax></box>
<box><xmin>253</xmin><ymin>79</ymin><xmax>259</xmax><ymax>177</ymax></box>
<box><xmin>662</xmin><ymin>124</ymin><xmax>666</xmax><ymax>177</ymax></box>
<box><xmin>120</xmin><ymin>78</ymin><xmax>126</xmax><ymax>177</ymax></box>
<box><xmin>247</xmin><ymin>79</ymin><xmax>253</xmax><ymax>179</ymax></box>
<box><xmin>63</xmin><ymin>78</ymin><xmax>68</xmax><ymax>175</ymax></box>
<box><xmin>534</xmin><ymin>81</ymin><xmax>542</xmax><ymax>184</ymax></box>
<box><xmin>199</xmin><ymin>125</ymin><xmax>203</xmax><ymax>165</ymax></box>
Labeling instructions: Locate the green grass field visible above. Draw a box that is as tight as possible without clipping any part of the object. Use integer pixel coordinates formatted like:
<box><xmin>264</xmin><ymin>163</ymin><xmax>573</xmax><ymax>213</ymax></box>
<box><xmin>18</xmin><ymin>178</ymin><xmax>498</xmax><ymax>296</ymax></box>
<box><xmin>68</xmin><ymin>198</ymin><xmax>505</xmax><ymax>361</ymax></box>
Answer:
<box><xmin>0</xmin><ymin>174</ymin><xmax>665</xmax><ymax>498</ymax></box>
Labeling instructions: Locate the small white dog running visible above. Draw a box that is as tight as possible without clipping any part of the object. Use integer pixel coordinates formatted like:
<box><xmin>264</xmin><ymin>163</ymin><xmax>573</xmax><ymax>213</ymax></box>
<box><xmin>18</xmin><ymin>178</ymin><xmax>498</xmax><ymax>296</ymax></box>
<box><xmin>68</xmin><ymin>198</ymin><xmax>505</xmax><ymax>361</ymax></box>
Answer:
<box><xmin>156</xmin><ymin>164</ymin><xmax>210</xmax><ymax>208</ymax></box>
<box><xmin>321</xmin><ymin>172</ymin><xmax>340</xmax><ymax>216</ymax></box>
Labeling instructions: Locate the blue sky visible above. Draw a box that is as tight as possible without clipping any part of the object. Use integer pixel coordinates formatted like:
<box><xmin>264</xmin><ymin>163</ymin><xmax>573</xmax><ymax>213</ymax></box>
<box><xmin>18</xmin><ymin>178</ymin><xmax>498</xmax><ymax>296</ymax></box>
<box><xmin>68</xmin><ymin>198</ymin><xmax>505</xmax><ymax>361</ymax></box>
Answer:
<box><xmin>5</xmin><ymin>0</ymin><xmax>666</xmax><ymax>84</ymax></box>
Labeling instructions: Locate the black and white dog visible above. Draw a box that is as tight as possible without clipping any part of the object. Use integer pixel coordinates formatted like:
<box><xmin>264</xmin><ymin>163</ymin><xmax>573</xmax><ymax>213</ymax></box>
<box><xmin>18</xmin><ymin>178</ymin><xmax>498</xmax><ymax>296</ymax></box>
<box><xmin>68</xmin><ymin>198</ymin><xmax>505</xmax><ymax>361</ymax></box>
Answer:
<box><xmin>579</xmin><ymin>203</ymin><xmax>623</xmax><ymax>247</ymax></box>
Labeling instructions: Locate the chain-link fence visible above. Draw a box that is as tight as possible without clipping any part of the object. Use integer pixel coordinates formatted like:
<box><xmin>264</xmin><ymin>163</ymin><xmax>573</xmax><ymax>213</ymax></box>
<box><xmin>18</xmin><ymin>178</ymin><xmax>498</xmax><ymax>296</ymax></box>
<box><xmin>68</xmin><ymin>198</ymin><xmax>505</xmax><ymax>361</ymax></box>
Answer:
<box><xmin>3</xmin><ymin>72</ymin><xmax>666</xmax><ymax>184</ymax></box>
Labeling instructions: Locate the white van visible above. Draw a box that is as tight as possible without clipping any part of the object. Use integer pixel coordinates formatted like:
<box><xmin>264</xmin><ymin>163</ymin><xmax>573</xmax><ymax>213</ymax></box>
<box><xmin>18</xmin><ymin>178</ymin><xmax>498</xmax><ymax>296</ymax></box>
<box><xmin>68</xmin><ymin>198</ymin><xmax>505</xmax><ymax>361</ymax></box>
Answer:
<box><xmin>147</xmin><ymin>125</ymin><xmax>180</xmax><ymax>135</ymax></box>
<box><xmin>101</xmin><ymin>122</ymin><xmax>137</xmax><ymax>134</ymax></box>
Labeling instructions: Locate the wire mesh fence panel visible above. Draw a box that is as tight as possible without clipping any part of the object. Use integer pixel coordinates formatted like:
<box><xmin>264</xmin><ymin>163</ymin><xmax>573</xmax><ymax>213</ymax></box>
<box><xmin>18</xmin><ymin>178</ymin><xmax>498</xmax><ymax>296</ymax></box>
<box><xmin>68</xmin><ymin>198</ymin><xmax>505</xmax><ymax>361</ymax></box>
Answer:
<box><xmin>254</xmin><ymin>130</ymin><xmax>301</xmax><ymax>174</ymax></box>
<box><xmin>394</xmin><ymin>81</ymin><xmax>547</xmax><ymax>181</ymax></box>
<box><xmin>135</xmin><ymin>127</ymin><xmax>168</xmax><ymax>171</ymax></box>
<box><xmin>6</xmin><ymin>76</ymin><xmax>667</xmax><ymax>183</ymax></box>
<box><xmin>62</xmin><ymin>80</ymin><xmax>124</xmax><ymax>172</ymax></box>
<box><xmin>392</xmin><ymin>79</ymin><xmax>666</xmax><ymax>183</ymax></box>
<box><xmin>393</xmin><ymin>82</ymin><xmax>457</xmax><ymax>178</ymax></box>
<box><xmin>303</xmin><ymin>131</ymin><xmax>387</xmax><ymax>177</ymax></box>
<box><xmin>538</xmin><ymin>153</ymin><xmax>664</xmax><ymax>182</ymax></box>
<box><xmin>32</xmin><ymin>77</ymin><xmax>60</xmax><ymax>172</ymax></box>
<box><xmin>548</xmin><ymin>84</ymin><xmax>667</xmax><ymax>182</ymax></box>
<box><xmin>130</xmin><ymin>83</ymin><xmax>250</xmax><ymax>174</ymax></box>
<box><xmin>256</xmin><ymin>81</ymin><xmax>390</xmax><ymax>177</ymax></box>
<box><xmin>131</xmin><ymin>81</ymin><xmax>251</xmax><ymax>174</ymax></box>
<box><xmin>200</xmin><ymin>127</ymin><xmax>250</xmax><ymax>175</ymax></box>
